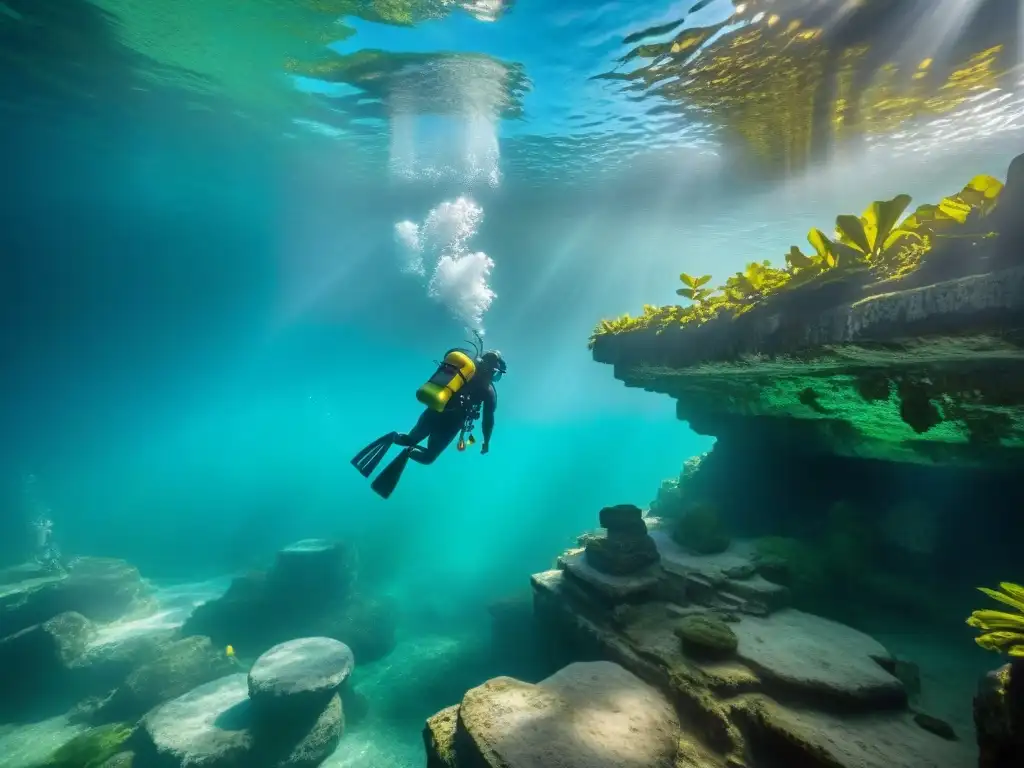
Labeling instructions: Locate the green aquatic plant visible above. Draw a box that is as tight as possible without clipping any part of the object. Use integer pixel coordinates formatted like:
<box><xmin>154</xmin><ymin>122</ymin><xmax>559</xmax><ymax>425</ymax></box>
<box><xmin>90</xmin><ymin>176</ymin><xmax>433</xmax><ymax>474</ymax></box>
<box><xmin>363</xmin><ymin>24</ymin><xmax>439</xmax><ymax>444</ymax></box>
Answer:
<box><xmin>588</xmin><ymin>170</ymin><xmax>1006</xmax><ymax>349</ymax></box>
<box><xmin>967</xmin><ymin>582</ymin><xmax>1024</xmax><ymax>657</ymax></box>
<box><xmin>37</xmin><ymin>723</ymin><xmax>135</xmax><ymax>768</ymax></box>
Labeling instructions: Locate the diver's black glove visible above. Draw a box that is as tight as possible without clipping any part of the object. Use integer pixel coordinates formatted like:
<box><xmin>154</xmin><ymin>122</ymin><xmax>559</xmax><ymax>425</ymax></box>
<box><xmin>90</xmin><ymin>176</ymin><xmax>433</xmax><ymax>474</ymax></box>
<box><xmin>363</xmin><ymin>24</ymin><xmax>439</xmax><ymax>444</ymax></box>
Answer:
<box><xmin>481</xmin><ymin>442</ymin><xmax>490</xmax><ymax>455</ymax></box>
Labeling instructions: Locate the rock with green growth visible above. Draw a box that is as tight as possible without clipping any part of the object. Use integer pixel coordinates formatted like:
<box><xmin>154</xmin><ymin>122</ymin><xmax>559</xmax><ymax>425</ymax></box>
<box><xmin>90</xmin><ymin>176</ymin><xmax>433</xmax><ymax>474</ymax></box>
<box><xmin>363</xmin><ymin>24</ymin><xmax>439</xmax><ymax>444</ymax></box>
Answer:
<box><xmin>672</xmin><ymin>504</ymin><xmax>730</xmax><ymax>555</ymax></box>
<box><xmin>37</xmin><ymin>723</ymin><xmax>134</xmax><ymax>768</ymax></box>
<box><xmin>674</xmin><ymin>614</ymin><xmax>738</xmax><ymax>659</ymax></box>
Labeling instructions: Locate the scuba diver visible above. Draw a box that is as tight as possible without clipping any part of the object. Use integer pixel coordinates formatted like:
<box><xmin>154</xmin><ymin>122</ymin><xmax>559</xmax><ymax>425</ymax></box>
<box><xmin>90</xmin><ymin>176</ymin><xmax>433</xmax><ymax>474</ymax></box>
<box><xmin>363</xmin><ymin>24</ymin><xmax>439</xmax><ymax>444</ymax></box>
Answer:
<box><xmin>352</xmin><ymin>333</ymin><xmax>507</xmax><ymax>499</ymax></box>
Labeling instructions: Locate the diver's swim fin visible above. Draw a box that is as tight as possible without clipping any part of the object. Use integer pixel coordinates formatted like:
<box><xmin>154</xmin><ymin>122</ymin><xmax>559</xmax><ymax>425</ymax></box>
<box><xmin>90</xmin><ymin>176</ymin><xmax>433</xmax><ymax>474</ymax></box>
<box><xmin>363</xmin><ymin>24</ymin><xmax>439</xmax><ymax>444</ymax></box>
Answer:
<box><xmin>351</xmin><ymin>434</ymin><xmax>395</xmax><ymax>478</ymax></box>
<box><xmin>370</xmin><ymin>448</ymin><xmax>411</xmax><ymax>499</ymax></box>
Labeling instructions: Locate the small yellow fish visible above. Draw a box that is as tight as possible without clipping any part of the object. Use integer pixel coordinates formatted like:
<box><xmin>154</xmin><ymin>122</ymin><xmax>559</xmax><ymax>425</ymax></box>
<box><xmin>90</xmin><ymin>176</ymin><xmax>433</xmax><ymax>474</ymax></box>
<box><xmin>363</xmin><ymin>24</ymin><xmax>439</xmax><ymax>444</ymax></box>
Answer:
<box><xmin>225</xmin><ymin>645</ymin><xmax>235</xmax><ymax>658</ymax></box>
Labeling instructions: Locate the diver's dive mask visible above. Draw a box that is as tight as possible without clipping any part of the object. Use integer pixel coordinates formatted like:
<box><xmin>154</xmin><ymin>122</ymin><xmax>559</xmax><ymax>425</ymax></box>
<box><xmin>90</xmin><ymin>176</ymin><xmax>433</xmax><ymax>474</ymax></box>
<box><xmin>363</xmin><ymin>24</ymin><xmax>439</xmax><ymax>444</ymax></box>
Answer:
<box><xmin>479</xmin><ymin>350</ymin><xmax>507</xmax><ymax>382</ymax></box>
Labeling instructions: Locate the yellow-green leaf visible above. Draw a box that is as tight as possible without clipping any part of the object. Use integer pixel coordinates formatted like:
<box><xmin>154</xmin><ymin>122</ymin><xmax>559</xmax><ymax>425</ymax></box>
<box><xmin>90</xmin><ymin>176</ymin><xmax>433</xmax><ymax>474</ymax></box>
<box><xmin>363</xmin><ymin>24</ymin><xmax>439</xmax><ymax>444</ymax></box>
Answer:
<box><xmin>694</xmin><ymin>274</ymin><xmax>713</xmax><ymax>288</ymax></box>
<box><xmin>835</xmin><ymin>214</ymin><xmax>871</xmax><ymax>255</ymax></box>
<box><xmin>967</xmin><ymin>174</ymin><xmax>1004</xmax><ymax>199</ymax></box>
<box><xmin>867</xmin><ymin>194</ymin><xmax>912</xmax><ymax>251</ymax></box>
<box><xmin>980</xmin><ymin>586</ymin><xmax>1024</xmax><ymax>614</ymax></box>
<box><xmin>938</xmin><ymin>198</ymin><xmax>973</xmax><ymax>224</ymax></box>
<box><xmin>680</xmin><ymin>273</ymin><xmax>698</xmax><ymax>288</ymax></box>
<box><xmin>1001</xmin><ymin>582</ymin><xmax>1024</xmax><ymax>602</ymax></box>
<box><xmin>807</xmin><ymin>228</ymin><xmax>836</xmax><ymax>263</ymax></box>
<box><xmin>968</xmin><ymin>609</ymin><xmax>1024</xmax><ymax>630</ymax></box>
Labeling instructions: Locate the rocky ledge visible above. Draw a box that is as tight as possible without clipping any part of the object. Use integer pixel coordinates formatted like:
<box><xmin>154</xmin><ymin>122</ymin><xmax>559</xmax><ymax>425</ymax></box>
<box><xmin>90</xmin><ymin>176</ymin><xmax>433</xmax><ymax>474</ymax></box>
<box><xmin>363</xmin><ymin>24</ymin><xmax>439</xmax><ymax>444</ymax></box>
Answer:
<box><xmin>424</xmin><ymin>505</ymin><xmax>973</xmax><ymax>768</ymax></box>
<box><xmin>591</xmin><ymin>155</ymin><xmax>1024</xmax><ymax>467</ymax></box>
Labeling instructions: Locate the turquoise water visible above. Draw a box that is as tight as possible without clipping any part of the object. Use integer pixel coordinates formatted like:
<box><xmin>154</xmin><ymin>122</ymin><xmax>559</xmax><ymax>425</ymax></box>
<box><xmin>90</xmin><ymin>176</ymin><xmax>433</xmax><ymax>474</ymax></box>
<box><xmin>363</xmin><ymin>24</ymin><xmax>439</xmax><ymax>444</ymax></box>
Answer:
<box><xmin>2</xmin><ymin>0</ymin><xmax>1024</xmax><ymax>766</ymax></box>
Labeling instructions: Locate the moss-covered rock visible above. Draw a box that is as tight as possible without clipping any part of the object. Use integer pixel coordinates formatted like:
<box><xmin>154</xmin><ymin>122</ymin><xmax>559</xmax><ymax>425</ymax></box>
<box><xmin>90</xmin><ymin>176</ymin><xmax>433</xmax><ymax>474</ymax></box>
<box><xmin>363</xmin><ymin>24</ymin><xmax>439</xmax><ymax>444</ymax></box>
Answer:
<box><xmin>674</xmin><ymin>614</ymin><xmax>738</xmax><ymax>659</ymax></box>
<box><xmin>672</xmin><ymin>504</ymin><xmax>730</xmax><ymax>555</ymax></box>
<box><xmin>36</xmin><ymin>723</ymin><xmax>134</xmax><ymax>768</ymax></box>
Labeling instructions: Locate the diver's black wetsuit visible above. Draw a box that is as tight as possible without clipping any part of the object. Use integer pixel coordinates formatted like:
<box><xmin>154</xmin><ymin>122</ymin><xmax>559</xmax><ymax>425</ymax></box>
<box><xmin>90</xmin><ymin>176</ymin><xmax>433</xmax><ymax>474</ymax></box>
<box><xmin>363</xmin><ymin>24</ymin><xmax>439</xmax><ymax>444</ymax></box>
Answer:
<box><xmin>395</xmin><ymin>376</ymin><xmax>496</xmax><ymax>464</ymax></box>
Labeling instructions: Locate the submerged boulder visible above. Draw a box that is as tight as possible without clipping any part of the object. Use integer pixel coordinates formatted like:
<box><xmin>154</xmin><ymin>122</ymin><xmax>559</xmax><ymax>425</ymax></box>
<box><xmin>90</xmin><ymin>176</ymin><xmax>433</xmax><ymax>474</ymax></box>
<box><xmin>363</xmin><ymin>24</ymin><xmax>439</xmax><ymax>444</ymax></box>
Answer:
<box><xmin>976</xmin><ymin>661</ymin><xmax>1024</xmax><ymax>768</ymax></box>
<box><xmin>430</xmin><ymin>661</ymin><xmax>679</xmax><ymax>768</ymax></box>
<box><xmin>584</xmin><ymin>505</ymin><xmax>660</xmax><ymax>577</ymax></box>
<box><xmin>179</xmin><ymin>539</ymin><xmax>383</xmax><ymax>661</ymax></box>
<box><xmin>0</xmin><ymin>558</ymin><xmax>149</xmax><ymax>638</ymax></box>
<box><xmin>137</xmin><ymin>671</ymin><xmax>343</xmax><ymax>768</ymax></box>
<box><xmin>674</xmin><ymin>613</ymin><xmax>738</xmax><ymax>660</ymax></box>
<box><xmin>137</xmin><ymin>674</ymin><xmax>255</xmax><ymax>767</ymax></box>
<box><xmin>0</xmin><ymin>611</ymin><xmax>94</xmax><ymax>720</ymax></box>
<box><xmin>247</xmin><ymin>637</ymin><xmax>354</xmax><ymax>718</ymax></box>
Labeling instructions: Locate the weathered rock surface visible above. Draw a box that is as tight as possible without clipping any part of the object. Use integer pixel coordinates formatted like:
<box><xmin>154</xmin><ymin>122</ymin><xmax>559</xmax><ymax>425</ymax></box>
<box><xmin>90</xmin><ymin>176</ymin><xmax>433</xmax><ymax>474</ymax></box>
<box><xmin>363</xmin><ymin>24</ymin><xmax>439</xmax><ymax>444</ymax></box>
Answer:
<box><xmin>247</xmin><ymin>637</ymin><xmax>354</xmax><ymax>716</ymax></box>
<box><xmin>0</xmin><ymin>611</ymin><xmax>94</xmax><ymax>719</ymax></box>
<box><xmin>0</xmin><ymin>558</ymin><xmax>150</xmax><ymax>638</ymax></box>
<box><xmin>424</xmin><ymin>661</ymin><xmax>679</xmax><ymax>768</ymax></box>
<box><xmin>732</xmin><ymin>609</ymin><xmax>906</xmax><ymax>710</ymax></box>
<box><xmin>138</xmin><ymin>674</ymin><xmax>254</xmax><ymax>767</ymax></box>
<box><xmin>584</xmin><ymin>504</ymin><xmax>660</xmax><ymax>576</ymax></box>
<box><xmin>136</xmin><ymin>672</ymin><xmax>343</xmax><ymax>768</ymax></box>
<box><xmin>653</xmin><ymin>531</ymin><xmax>790</xmax><ymax>616</ymax></box>
<box><xmin>559</xmin><ymin>549</ymin><xmax>661</xmax><ymax>604</ymax></box>
<box><xmin>517</xmin><ymin>560</ymin><xmax>972</xmax><ymax>768</ymax></box>
<box><xmin>93</xmin><ymin>635</ymin><xmax>236</xmax><ymax>723</ymax></box>
<box><xmin>975</xmin><ymin>660</ymin><xmax>1024</xmax><ymax>768</ymax></box>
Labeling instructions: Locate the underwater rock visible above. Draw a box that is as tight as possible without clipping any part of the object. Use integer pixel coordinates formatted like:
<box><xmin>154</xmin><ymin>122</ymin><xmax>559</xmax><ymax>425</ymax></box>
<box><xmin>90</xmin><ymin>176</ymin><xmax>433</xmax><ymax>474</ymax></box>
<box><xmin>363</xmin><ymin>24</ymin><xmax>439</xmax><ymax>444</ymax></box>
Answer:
<box><xmin>137</xmin><ymin>674</ymin><xmax>255</xmax><ymax>767</ymax></box>
<box><xmin>137</xmin><ymin>671</ymin><xmax>343</xmax><ymax>768</ymax></box>
<box><xmin>674</xmin><ymin>614</ymin><xmax>737</xmax><ymax>660</ymax></box>
<box><xmin>528</xmin><ymin>565</ymin><xmax>975</xmax><ymax>768</ymax></box>
<box><xmin>652</xmin><ymin>531</ymin><xmax>789</xmax><ymax>615</ymax></box>
<box><xmin>424</xmin><ymin>705</ymin><xmax>459</xmax><ymax>768</ymax></box>
<box><xmin>592</xmin><ymin>259</ymin><xmax>1024</xmax><ymax>468</ymax></box>
<box><xmin>93</xmin><ymin>635</ymin><xmax>236</xmax><ymax>723</ymax></box>
<box><xmin>68</xmin><ymin>629</ymin><xmax>178</xmax><ymax>703</ymax></box>
<box><xmin>0</xmin><ymin>611</ymin><xmax>94</xmax><ymax>720</ymax></box>
<box><xmin>179</xmin><ymin>539</ymin><xmax>380</xmax><ymax>662</ymax></box>
<box><xmin>560</xmin><ymin>549</ymin><xmax>661</xmax><ymax>604</ymax></box>
<box><xmin>0</xmin><ymin>558</ymin><xmax>149</xmax><ymax>639</ymax></box>
<box><xmin>270</xmin><ymin>539</ymin><xmax>355</xmax><ymax>605</ymax></box>
<box><xmin>731</xmin><ymin>609</ymin><xmax>906</xmax><ymax>710</ymax></box>
<box><xmin>975</xmin><ymin>661</ymin><xmax>1024</xmax><ymax>768</ymax></box>
<box><xmin>649</xmin><ymin>478</ymin><xmax>682</xmax><ymax>519</ymax></box>
<box><xmin>426</xmin><ymin>661</ymin><xmax>679</xmax><ymax>768</ymax></box>
<box><xmin>992</xmin><ymin>152</ymin><xmax>1024</xmax><ymax>269</ymax></box>
<box><xmin>731</xmin><ymin>696</ymin><xmax>975</xmax><ymax>768</ymax></box>
<box><xmin>584</xmin><ymin>504</ymin><xmax>660</xmax><ymax>576</ymax></box>
<box><xmin>247</xmin><ymin>637</ymin><xmax>354</xmax><ymax>718</ymax></box>
<box><xmin>598</xmin><ymin>503</ymin><xmax>650</xmax><ymax>536</ymax></box>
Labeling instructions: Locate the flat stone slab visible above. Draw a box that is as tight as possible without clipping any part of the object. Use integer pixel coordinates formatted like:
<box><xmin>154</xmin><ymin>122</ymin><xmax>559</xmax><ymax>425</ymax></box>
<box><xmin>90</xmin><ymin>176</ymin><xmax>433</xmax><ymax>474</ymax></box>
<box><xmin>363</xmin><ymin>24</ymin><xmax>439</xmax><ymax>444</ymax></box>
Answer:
<box><xmin>733</xmin><ymin>609</ymin><xmax>905</xmax><ymax>709</ymax></box>
<box><xmin>559</xmin><ymin>550</ymin><xmax>661</xmax><ymax>602</ymax></box>
<box><xmin>652</xmin><ymin>531</ymin><xmax>756</xmax><ymax>578</ymax></box>
<box><xmin>248</xmin><ymin>637</ymin><xmax>353</xmax><ymax>713</ymax></box>
<box><xmin>741</xmin><ymin>697</ymin><xmax>975</xmax><ymax>768</ymax></box>
<box><xmin>457</xmin><ymin>661</ymin><xmax>679</xmax><ymax>768</ymax></box>
<box><xmin>141</xmin><ymin>674</ymin><xmax>253</xmax><ymax>766</ymax></box>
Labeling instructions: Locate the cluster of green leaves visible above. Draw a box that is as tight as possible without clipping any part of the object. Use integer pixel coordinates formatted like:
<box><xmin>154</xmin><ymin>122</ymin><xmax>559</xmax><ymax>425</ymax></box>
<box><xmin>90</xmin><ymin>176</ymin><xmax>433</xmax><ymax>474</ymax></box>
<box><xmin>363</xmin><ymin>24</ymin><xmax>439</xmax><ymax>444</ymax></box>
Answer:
<box><xmin>588</xmin><ymin>173</ymin><xmax>1004</xmax><ymax>349</ymax></box>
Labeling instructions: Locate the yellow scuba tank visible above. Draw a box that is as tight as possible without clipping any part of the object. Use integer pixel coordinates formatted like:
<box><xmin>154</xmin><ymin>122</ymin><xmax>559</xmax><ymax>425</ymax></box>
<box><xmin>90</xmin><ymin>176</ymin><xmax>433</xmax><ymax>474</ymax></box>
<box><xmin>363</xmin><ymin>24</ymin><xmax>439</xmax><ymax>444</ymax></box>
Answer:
<box><xmin>417</xmin><ymin>349</ymin><xmax>477</xmax><ymax>412</ymax></box>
